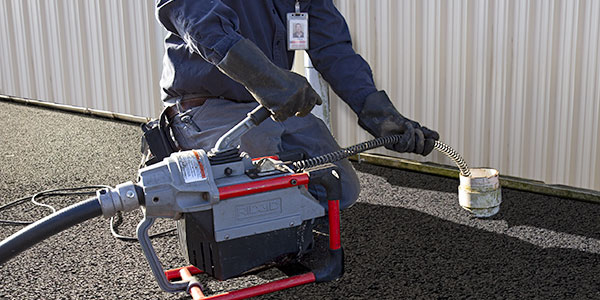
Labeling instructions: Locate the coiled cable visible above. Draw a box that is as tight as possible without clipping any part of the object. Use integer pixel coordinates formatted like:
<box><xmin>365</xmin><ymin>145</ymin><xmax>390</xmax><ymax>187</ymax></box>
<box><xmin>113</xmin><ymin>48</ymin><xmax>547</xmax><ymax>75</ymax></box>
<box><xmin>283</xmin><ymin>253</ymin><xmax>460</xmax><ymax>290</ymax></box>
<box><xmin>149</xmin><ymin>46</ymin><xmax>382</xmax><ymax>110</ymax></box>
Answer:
<box><xmin>433</xmin><ymin>140</ymin><xmax>471</xmax><ymax>177</ymax></box>
<box><xmin>292</xmin><ymin>135</ymin><xmax>471</xmax><ymax>177</ymax></box>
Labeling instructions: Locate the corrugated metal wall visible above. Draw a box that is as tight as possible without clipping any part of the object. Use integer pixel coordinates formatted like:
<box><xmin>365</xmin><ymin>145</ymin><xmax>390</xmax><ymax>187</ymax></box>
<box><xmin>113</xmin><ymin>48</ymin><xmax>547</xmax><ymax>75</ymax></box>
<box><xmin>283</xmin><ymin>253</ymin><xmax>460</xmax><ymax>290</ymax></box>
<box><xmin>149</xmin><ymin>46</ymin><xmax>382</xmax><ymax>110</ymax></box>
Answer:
<box><xmin>332</xmin><ymin>0</ymin><xmax>600</xmax><ymax>191</ymax></box>
<box><xmin>0</xmin><ymin>0</ymin><xmax>165</xmax><ymax>118</ymax></box>
<box><xmin>0</xmin><ymin>1</ymin><xmax>598</xmax><ymax>191</ymax></box>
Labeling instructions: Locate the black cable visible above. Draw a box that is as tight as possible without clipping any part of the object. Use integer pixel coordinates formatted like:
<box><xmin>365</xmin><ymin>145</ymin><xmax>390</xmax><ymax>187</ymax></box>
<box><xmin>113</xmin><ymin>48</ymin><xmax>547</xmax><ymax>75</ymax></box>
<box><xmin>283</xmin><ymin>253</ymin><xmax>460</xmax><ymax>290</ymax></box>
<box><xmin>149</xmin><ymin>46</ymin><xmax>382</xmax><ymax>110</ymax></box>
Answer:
<box><xmin>0</xmin><ymin>196</ymin><xmax>31</xmax><ymax>219</ymax></box>
<box><xmin>0</xmin><ymin>219</ymin><xmax>30</xmax><ymax>225</ymax></box>
<box><xmin>0</xmin><ymin>186</ymin><xmax>109</xmax><ymax>225</ymax></box>
<box><xmin>109</xmin><ymin>211</ymin><xmax>176</xmax><ymax>241</ymax></box>
<box><xmin>0</xmin><ymin>197</ymin><xmax>102</xmax><ymax>265</ymax></box>
<box><xmin>0</xmin><ymin>186</ymin><xmax>176</xmax><ymax>241</ymax></box>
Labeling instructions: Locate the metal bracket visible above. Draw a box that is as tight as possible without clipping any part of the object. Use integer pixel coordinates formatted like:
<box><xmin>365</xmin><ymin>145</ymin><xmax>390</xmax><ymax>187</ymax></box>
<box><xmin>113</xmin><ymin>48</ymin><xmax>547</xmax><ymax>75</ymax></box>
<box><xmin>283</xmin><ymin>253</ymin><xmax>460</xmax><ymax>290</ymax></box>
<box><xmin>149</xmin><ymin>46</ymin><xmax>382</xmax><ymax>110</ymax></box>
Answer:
<box><xmin>137</xmin><ymin>213</ymin><xmax>188</xmax><ymax>293</ymax></box>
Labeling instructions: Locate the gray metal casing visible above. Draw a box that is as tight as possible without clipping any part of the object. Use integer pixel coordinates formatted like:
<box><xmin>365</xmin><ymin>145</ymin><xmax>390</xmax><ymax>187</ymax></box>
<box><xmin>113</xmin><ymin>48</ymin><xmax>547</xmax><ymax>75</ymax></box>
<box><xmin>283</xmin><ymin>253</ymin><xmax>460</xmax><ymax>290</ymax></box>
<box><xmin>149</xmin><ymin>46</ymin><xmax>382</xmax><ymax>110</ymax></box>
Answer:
<box><xmin>137</xmin><ymin>149</ymin><xmax>325</xmax><ymax>241</ymax></box>
<box><xmin>138</xmin><ymin>150</ymin><xmax>219</xmax><ymax>219</ymax></box>
<box><xmin>211</xmin><ymin>185</ymin><xmax>323</xmax><ymax>242</ymax></box>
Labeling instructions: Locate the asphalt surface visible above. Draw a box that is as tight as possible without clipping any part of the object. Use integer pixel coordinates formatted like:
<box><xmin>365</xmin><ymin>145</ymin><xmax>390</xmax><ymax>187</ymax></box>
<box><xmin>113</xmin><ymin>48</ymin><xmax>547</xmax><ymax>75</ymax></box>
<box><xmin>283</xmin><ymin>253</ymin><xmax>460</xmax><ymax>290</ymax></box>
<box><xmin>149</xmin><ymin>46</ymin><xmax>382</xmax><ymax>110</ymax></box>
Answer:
<box><xmin>1</xmin><ymin>100</ymin><xmax>599</xmax><ymax>299</ymax></box>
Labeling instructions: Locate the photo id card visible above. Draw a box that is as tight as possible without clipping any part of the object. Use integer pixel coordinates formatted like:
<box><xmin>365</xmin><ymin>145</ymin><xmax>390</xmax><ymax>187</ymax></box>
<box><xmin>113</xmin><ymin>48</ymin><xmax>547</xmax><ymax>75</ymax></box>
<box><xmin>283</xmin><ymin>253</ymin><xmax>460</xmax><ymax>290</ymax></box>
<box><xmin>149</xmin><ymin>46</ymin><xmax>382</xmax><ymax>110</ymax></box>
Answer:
<box><xmin>287</xmin><ymin>12</ymin><xmax>309</xmax><ymax>50</ymax></box>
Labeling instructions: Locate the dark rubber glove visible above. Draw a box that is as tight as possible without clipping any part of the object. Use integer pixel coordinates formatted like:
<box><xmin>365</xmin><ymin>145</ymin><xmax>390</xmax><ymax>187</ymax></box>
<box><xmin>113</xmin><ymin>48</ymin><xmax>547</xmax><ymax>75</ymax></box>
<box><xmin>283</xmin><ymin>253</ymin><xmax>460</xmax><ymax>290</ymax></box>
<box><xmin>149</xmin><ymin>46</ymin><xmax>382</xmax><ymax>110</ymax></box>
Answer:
<box><xmin>217</xmin><ymin>38</ymin><xmax>322</xmax><ymax>122</ymax></box>
<box><xmin>358</xmin><ymin>91</ymin><xmax>440</xmax><ymax>156</ymax></box>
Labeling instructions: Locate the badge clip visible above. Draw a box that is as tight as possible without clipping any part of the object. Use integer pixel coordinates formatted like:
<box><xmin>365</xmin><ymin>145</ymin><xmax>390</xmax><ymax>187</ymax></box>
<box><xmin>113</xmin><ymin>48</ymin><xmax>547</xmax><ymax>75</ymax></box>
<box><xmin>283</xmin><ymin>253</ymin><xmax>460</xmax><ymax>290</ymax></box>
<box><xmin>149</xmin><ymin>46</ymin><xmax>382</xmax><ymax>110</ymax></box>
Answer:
<box><xmin>287</xmin><ymin>1</ymin><xmax>309</xmax><ymax>50</ymax></box>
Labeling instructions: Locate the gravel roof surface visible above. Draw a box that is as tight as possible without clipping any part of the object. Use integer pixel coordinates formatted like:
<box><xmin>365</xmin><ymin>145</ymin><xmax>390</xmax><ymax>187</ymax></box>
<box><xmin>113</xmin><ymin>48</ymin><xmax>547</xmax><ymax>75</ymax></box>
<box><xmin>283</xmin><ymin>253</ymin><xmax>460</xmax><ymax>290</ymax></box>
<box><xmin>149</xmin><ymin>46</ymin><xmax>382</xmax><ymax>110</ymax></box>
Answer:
<box><xmin>1</xmin><ymin>100</ymin><xmax>599</xmax><ymax>299</ymax></box>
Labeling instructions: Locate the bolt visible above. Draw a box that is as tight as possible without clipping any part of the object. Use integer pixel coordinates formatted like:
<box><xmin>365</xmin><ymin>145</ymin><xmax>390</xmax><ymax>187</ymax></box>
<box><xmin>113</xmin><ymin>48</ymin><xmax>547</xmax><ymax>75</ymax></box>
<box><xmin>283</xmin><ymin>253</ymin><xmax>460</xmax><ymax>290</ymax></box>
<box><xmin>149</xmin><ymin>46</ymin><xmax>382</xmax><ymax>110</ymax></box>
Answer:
<box><xmin>224</xmin><ymin>167</ymin><xmax>233</xmax><ymax>176</ymax></box>
<box><xmin>331</xmin><ymin>170</ymin><xmax>340</xmax><ymax>179</ymax></box>
<box><xmin>289</xmin><ymin>222</ymin><xmax>295</xmax><ymax>227</ymax></box>
<box><xmin>224</xmin><ymin>235</ymin><xmax>229</xmax><ymax>240</ymax></box>
<box><xmin>99</xmin><ymin>189</ymin><xmax>107</xmax><ymax>195</ymax></box>
<box><xmin>290</xmin><ymin>179</ymin><xmax>298</xmax><ymax>185</ymax></box>
<box><xmin>126</xmin><ymin>190</ymin><xmax>135</xmax><ymax>198</ymax></box>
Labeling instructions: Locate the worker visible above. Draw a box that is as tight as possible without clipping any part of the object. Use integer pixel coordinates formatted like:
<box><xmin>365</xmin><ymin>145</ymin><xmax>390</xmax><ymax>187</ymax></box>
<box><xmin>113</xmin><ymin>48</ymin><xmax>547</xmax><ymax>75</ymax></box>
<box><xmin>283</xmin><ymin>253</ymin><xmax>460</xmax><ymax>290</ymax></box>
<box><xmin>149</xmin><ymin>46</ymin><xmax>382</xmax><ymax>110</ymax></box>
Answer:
<box><xmin>155</xmin><ymin>0</ymin><xmax>439</xmax><ymax>209</ymax></box>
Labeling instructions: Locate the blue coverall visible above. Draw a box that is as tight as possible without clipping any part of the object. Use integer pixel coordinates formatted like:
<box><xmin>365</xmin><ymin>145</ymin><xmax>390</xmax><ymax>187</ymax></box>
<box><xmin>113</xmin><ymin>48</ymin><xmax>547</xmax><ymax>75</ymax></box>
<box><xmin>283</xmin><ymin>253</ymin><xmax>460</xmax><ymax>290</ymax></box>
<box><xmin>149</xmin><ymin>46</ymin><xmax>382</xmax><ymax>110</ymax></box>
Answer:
<box><xmin>155</xmin><ymin>0</ymin><xmax>380</xmax><ymax>208</ymax></box>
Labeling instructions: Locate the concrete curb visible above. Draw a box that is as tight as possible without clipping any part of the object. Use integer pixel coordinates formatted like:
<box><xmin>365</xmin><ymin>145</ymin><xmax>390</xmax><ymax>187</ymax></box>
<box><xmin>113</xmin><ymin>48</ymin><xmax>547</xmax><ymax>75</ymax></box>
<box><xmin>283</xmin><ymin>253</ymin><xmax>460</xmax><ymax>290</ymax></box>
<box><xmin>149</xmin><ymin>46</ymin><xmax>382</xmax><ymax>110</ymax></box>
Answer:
<box><xmin>0</xmin><ymin>94</ymin><xmax>150</xmax><ymax>124</ymax></box>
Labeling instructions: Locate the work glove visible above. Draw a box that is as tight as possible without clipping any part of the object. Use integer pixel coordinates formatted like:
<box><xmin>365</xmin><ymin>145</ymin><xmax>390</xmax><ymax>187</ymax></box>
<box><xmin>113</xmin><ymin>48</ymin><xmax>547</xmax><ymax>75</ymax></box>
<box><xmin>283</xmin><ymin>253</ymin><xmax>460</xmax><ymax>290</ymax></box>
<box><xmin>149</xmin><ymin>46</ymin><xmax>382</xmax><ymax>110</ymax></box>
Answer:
<box><xmin>217</xmin><ymin>38</ymin><xmax>322</xmax><ymax>122</ymax></box>
<box><xmin>358</xmin><ymin>91</ymin><xmax>440</xmax><ymax>156</ymax></box>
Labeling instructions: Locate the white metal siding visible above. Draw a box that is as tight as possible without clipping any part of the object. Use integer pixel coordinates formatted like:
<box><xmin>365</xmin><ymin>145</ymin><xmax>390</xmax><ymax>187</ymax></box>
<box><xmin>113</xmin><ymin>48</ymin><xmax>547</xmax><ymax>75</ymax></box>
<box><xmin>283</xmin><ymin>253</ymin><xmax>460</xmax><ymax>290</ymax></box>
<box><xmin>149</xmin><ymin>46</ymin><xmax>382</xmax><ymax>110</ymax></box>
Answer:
<box><xmin>0</xmin><ymin>1</ymin><xmax>598</xmax><ymax>191</ymax></box>
<box><xmin>333</xmin><ymin>0</ymin><xmax>600</xmax><ymax>191</ymax></box>
<box><xmin>0</xmin><ymin>0</ymin><xmax>165</xmax><ymax>118</ymax></box>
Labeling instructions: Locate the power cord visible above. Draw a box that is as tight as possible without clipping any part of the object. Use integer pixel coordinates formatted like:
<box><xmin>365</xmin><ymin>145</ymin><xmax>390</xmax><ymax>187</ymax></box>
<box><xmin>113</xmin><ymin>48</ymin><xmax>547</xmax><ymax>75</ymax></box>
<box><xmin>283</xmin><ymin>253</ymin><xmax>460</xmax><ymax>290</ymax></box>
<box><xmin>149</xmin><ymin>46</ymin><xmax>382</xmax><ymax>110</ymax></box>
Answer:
<box><xmin>109</xmin><ymin>211</ymin><xmax>177</xmax><ymax>241</ymax></box>
<box><xmin>0</xmin><ymin>186</ymin><xmax>107</xmax><ymax>225</ymax></box>
<box><xmin>0</xmin><ymin>185</ymin><xmax>176</xmax><ymax>241</ymax></box>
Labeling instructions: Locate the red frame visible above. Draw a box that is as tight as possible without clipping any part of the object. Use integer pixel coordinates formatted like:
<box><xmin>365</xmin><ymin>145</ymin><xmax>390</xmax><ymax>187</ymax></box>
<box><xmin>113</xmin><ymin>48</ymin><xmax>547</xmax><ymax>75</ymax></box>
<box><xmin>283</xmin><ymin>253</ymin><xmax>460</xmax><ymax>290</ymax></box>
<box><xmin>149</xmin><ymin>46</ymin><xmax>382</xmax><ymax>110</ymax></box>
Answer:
<box><xmin>328</xmin><ymin>200</ymin><xmax>341</xmax><ymax>250</ymax></box>
<box><xmin>251</xmin><ymin>156</ymin><xmax>279</xmax><ymax>161</ymax></box>
<box><xmin>165</xmin><ymin>265</ymin><xmax>203</xmax><ymax>281</ymax></box>
<box><xmin>218</xmin><ymin>173</ymin><xmax>309</xmax><ymax>200</ymax></box>
<box><xmin>168</xmin><ymin>267</ymin><xmax>317</xmax><ymax>300</ymax></box>
<box><xmin>200</xmin><ymin>273</ymin><xmax>315</xmax><ymax>300</ymax></box>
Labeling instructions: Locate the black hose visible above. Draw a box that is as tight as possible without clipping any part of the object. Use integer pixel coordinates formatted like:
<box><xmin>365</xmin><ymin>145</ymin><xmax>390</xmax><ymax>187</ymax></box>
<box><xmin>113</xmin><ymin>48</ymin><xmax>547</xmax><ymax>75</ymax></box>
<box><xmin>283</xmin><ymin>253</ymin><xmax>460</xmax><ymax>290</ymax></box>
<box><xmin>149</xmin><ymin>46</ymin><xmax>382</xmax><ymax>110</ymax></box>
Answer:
<box><xmin>0</xmin><ymin>197</ymin><xmax>102</xmax><ymax>265</ymax></box>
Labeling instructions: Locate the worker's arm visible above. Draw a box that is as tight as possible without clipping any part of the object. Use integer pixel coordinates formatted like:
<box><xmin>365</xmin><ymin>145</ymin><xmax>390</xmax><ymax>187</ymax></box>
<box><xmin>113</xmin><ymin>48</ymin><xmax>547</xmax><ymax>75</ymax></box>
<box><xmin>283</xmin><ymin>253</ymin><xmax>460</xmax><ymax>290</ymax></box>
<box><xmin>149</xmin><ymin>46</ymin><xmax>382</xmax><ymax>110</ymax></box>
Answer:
<box><xmin>156</xmin><ymin>0</ymin><xmax>242</xmax><ymax>64</ymax></box>
<box><xmin>305</xmin><ymin>0</ymin><xmax>376</xmax><ymax>115</ymax></box>
<box><xmin>306</xmin><ymin>0</ymin><xmax>439</xmax><ymax>156</ymax></box>
<box><xmin>155</xmin><ymin>0</ymin><xmax>320</xmax><ymax>121</ymax></box>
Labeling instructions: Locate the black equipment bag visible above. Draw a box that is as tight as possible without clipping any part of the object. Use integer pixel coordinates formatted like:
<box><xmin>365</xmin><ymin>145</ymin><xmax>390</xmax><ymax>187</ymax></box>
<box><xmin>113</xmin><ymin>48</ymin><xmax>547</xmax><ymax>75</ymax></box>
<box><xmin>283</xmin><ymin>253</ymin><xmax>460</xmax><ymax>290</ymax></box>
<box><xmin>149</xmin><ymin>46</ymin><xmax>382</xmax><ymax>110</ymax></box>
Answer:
<box><xmin>140</xmin><ymin>107</ymin><xmax>178</xmax><ymax>167</ymax></box>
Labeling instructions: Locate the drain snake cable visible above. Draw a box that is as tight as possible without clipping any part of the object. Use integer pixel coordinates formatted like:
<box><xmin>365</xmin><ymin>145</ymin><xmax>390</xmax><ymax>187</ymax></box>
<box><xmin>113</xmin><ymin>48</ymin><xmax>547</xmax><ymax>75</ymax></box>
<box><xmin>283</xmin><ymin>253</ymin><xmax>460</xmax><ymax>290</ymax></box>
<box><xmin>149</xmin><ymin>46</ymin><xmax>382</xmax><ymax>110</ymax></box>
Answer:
<box><xmin>293</xmin><ymin>135</ymin><xmax>471</xmax><ymax>177</ymax></box>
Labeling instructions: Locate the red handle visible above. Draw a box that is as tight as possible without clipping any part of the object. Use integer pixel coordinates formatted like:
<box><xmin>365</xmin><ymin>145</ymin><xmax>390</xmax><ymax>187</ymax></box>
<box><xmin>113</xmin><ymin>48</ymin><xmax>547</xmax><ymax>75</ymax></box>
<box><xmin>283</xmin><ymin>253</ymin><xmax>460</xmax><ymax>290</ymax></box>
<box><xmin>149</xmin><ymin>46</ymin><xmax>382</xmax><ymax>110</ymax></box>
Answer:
<box><xmin>328</xmin><ymin>199</ymin><xmax>341</xmax><ymax>250</ymax></box>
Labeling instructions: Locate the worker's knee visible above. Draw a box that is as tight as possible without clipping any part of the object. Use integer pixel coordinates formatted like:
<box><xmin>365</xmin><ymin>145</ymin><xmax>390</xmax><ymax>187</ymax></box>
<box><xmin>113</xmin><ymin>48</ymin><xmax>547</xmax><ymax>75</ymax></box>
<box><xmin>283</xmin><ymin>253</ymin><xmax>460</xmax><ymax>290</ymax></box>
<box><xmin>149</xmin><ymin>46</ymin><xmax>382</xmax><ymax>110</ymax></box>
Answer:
<box><xmin>338</xmin><ymin>159</ymin><xmax>360</xmax><ymax>210</ymax></box>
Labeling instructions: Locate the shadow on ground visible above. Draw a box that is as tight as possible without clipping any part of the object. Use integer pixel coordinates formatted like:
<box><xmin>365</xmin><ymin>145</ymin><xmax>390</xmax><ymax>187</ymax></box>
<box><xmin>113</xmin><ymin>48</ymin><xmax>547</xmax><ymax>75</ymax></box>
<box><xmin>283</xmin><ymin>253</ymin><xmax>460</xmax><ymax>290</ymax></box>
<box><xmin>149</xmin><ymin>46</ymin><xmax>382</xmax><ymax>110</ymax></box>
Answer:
<box><xmin>355</xmin><ymin>162</ymin><xmax>600</xmax><ymax>241</ymax></box>
<box><xmin>254</xmin><ymin>202</ymin><xmax>600</xmax><ymax>299</ymax></box>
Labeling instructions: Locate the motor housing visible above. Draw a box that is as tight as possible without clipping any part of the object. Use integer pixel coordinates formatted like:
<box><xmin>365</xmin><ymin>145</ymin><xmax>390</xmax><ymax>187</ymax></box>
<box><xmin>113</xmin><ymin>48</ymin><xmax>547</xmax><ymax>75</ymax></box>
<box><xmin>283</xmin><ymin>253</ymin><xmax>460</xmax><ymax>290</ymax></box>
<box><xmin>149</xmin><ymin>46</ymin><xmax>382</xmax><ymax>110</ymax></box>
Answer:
<box><xmin>178</xmin><ymin>211</ymin><xmax>315</xmax><ymax>280</ymax></box>
<box><xmin>176</xmin><ymin>169</ymin><xmax>324</xmax><ymax>280</ymax></box>
<box><xmin>138</xmin><ymin>149</ymin><xmax>325</xmax><ymax>281</ymax></box>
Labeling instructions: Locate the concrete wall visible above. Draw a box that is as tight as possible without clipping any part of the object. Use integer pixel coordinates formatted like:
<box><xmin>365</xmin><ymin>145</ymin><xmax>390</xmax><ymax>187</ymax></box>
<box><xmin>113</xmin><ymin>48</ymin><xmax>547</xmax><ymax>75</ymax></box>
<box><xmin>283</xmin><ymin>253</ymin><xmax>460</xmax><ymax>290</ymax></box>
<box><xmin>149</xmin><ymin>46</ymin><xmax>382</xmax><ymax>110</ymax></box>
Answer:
<box><xmin>333</xmin><ymin>0</ymin><xmax>600</xmax><ymax>191</ymax></box>
<box><xmin>0</xmin><ymin>0</ymin><xmax>165</xmax><ymax>118</ymax></box>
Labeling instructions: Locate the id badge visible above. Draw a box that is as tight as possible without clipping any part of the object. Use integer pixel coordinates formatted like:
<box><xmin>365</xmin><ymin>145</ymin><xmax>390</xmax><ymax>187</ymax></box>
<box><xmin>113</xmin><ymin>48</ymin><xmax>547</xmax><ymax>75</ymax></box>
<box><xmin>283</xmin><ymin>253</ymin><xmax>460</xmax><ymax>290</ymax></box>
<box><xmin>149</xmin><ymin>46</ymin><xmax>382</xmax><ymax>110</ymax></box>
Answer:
<box><xmin>287</xmin><ymin>12</ymin><xmax>309</xmax><ymax>50</ymax></box>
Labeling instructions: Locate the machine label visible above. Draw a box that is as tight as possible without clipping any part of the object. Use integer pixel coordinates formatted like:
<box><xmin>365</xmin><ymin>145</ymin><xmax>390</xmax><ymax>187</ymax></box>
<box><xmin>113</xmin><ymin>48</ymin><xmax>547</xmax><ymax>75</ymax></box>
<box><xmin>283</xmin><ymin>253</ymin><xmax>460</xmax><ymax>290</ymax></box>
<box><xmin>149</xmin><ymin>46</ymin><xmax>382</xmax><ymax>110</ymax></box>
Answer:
<box><xmin>179</xmin><ymin>151</ymin><xmax>207</xmax><ymax>183</ymax></box>
<box><xmin>236</xmin><ymin>199</ymin><xmax>282</xmax><ymax>220</ymax></box>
